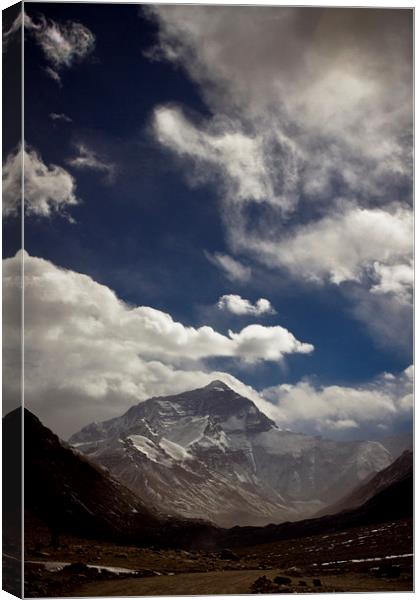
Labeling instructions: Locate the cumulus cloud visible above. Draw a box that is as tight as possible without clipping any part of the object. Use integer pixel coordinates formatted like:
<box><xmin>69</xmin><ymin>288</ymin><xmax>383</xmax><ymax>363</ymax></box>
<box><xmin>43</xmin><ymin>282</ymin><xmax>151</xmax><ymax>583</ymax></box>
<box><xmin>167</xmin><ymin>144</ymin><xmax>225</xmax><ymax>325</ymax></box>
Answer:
<box><xmin>25</xmin><ymin>12</ymin><xmax>95</xmax><ymax>71</ymax></box>
<box><xmin>229</xmin><ymin>324</ymin><xmax>313</xmax><ymax>362</ymax></box>
<box><xmin>147</xmin><ymin>6</ymin><xmax>413</xmax><ymax>350</ymax></box>
<box><xmin>217</xmin><ymin>294</ymin><xmax>275</xmax><ymax>316</ymax></box>
<box><xmin>3</xmin><ymin>252</ymin><xmax>312</xmax><ymax>435</ymax></box>
<box><xmin>2</xmin><ymin>144</ymin><xmax>79</xmax><ymax>219</ymax></box>
<box><xmin>67</xmin><ymin>143</ymin><xmax>116</xmax><ymax>181</ymax></box>
<box><xmin>370</xmin><ymin>260</ymin><xmax>413</xmax><ymax>303</ymax></box>
<box><xmin>261</xmin><ymin>366</ymin><xmax>413</xmax><ymax>439</ymax></box>
<box><xmin>205</xmin><ymin>252</ymin><xmax>251</xmax><ymax>282</ymax></box>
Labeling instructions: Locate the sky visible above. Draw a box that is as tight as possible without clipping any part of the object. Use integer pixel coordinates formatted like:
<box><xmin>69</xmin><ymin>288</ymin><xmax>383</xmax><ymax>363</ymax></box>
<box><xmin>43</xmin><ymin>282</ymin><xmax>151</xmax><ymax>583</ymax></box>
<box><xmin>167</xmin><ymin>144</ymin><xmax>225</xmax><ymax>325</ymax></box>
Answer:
<box><xmin>2</xmin><ymin>3</ymin><xmax>413</xmax><ymax>440</ymax></box>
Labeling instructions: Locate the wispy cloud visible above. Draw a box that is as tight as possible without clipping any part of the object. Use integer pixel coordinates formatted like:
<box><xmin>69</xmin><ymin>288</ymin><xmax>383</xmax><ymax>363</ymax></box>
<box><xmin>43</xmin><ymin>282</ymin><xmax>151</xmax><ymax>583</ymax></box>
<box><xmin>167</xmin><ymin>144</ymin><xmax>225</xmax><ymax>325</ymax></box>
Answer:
<box><xmin>45</xmin><ymin>66</ymin><xmax>62</xmax><ymax>86</ymax></box>
<box><xmin>149</xmin><ymin>7</ymin><xmax>411</xmax><ymax>206</ymax></box>
<box><xmin>25</xmin><ymin>12</ymin><xmax>95</xmax><ymax>70</ymax></box>
<box><xmin>3</xmin><ymin>11</ymin><xmax>95</xmax><ymax>83</ymax></box>
<box><xmin>205</xmin><ymin>251</ymin><xmax>251</xmax><ymax>282</ymax></box>
<box><xmin>67</xmin><ymin>143</ymin><xmax>116</xmax><ymax>181</ymax></box>
<box><xmin>153</xmin><ymin>106</ymin><xmax>273</xmax><ymax>206</ymax></box>
<box><xmin>149</xmin><ymin>6</ymin><xmax>413</xmax><ymax>351</ymax></box>
<box><xmin>49</xmin><ymin>112</ymin><xmax>72</xmax><ymax>123</ymax></box>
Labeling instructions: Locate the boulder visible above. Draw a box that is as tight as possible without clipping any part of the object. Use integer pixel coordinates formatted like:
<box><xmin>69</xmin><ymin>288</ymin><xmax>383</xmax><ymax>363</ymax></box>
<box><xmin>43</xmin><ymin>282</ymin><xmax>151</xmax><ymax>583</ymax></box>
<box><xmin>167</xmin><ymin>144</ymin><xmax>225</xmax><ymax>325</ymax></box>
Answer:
<box><xmin>274</xmin><ymin>576</ymin><xmax>292</xmax><ymax>585</ymax></box>
<box><xmin>219</xmin><ymin>548</ymin><xmax>240</xmax><ymax>561</ymax></box>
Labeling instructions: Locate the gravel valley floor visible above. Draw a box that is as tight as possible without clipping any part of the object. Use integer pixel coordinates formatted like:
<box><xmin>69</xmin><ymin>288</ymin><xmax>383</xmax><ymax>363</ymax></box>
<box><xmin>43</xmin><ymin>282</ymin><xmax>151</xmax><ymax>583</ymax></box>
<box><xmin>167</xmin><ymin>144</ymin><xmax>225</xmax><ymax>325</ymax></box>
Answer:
<box><xmin>20</xmin><ymin>518</ymin><xmax>413</xmax><ymax>596</ymax></box>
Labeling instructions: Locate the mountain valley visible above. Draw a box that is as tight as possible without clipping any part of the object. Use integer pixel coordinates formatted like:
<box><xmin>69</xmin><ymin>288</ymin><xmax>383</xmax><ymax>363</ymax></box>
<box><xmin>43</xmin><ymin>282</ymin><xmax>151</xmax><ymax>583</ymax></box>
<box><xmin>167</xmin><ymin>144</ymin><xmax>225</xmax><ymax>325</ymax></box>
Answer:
<box><xmin>2</xmin><ymin>383</ymin><xmax>412</xmax><ymax>596</ymax></box>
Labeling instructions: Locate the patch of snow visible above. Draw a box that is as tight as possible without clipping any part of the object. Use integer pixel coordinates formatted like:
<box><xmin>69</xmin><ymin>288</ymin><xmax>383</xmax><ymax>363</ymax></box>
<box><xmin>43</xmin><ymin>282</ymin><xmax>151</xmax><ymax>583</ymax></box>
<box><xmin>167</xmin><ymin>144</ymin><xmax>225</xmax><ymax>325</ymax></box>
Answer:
<box><xmin>128</xmin><ymin>435</ymin><xmax>161</xmax><ymax>462</ymax></box>
<box><xmin>164</xmin><ymin>416</ymin><xmax>209</xmax><ymax>448</ymax></box>
<box><xmin>71</xmin><ymin>439</ymin><xmax>106</xmax><ymax>447</ymax></box>
<box><xmin>27</xmin><ymin>561</ymin><xmax>140</xmax><ymax>575</ymax></box>
<box><xmin>320</xmin><ymin>553</ymin><xmax>413</xmax><ymax>566</ymax></box>
<box><xmin>160</xmin><ymin>437</ymin><xmax>191</xmax><ymax>462</ymax></box>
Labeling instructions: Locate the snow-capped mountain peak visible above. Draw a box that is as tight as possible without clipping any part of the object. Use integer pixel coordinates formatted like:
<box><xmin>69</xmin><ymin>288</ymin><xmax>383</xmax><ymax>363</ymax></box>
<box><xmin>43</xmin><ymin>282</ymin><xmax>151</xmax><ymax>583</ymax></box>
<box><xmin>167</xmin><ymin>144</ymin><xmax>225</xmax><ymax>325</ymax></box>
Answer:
<box><xmin>203</xmin><ymin>380</ymin><xmax>232</xmax><ymax>392</ymax></box>
<box><xmin>69</xmin><ymin>382</ymin><xmax>393</xmax><ymax>528</ymax></box>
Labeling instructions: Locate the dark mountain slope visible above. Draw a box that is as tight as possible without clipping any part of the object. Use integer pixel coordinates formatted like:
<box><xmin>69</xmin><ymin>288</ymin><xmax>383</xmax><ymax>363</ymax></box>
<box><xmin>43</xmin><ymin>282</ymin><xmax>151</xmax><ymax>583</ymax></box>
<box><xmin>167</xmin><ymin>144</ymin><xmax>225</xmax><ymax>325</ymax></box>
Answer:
<box><xmin>22</xmin><ymin>407</ymin><xmax>161</xmax><ymax>543</ymax></box>
<box><xmin>20</xmin><ymin>407</ymin><xmax>221</xmax><ymax>549</ymax></box>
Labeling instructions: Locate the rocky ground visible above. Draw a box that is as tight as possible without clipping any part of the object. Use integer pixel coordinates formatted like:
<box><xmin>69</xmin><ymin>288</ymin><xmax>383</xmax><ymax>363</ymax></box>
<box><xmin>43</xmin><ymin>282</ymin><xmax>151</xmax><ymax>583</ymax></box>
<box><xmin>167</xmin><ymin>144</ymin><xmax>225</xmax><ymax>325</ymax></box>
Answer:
<box><xmin>23</xmin><ymin>518</ymin><xmax>413</xmax><ymax>597</ymax></box>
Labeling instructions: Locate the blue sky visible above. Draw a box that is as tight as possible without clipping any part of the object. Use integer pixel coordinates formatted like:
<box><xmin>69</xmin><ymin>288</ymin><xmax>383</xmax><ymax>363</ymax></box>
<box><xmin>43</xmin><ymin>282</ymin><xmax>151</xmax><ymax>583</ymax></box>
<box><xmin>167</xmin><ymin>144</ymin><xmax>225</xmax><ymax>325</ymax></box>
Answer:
<box><xmin>3</xmin><ymin>4</ymin><xmax>413</xmax><ymax>438</ymax></box>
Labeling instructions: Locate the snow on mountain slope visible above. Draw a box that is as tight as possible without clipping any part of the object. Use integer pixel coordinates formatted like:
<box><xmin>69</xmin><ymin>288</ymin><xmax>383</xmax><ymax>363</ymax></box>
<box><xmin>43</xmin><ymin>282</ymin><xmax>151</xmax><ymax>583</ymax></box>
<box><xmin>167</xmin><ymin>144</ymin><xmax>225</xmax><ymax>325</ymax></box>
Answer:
<box><xmin>70</xmin><ymin>380</ymin><xmax>392</xmax><ymax>527</ymax></box>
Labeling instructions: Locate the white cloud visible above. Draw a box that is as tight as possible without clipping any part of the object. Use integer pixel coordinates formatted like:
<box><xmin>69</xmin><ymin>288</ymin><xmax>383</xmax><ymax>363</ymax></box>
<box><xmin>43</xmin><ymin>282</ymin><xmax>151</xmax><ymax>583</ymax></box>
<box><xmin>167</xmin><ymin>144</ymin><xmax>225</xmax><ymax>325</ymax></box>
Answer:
<box><xmin>261</xmin><ymin>366</ymin><xmax>413</xmax><ymax>438</ymax></box>
<box><xmin>2</xmin><ymin>146</ymin><xmax>22</xmax><ymax>218</ymax></box>
<box><xmin>229</xmin><ymin>324</ymin><xmax>313</xmax><ymax>362</ymax></box>
<box><xmin>3</xmin><ymin>252</ymin><xmax>312</xmax><ymax>435</ymax></box>
<box><xmin>67</xmin><ymin>143</ymin><xmax>116</xmax><ymax>180</ymax></box>
<box><xmin>217</xmin><ymin>294</ymin><xmax>275</xmax><ymax>316</ymax></box>
<box><xmin>3</xmin><ymin>12</ymin><xmax>95</xmax><ymax>83</ymax></box>
<box><xmin>349</xmin><ymin>285</ymin><xmax>413</xmax><ymax>354</ymax></box>
<box><xmin>149</xmin><ymin>6</ymin><xmax>411</xmax><ymax>205</ymax></box>
<box><xmin>2</xmin><ymin>145</ymin><xmax>79</xmax><ymax>219</ymax></box>
<box><xmin>370</xmin><ymin>260</ymin><xmax>413</xmax><ymax>303</ymax></box>
<box><xmin>148</xmin><ymin>7</ymin><xmax>413</xmax><ymax>350</ymax></box>
<box><xmin>205</xmin><ymin>252</ymin><xmax>251</xmax><ymax>282</ymax></box>
<box><xmin>153</xmin><ymin>106</ymin><xmax>274</xmax><ymax>205</ymax></box>
<box><xmin>224</xmin><ymin>204</ymin><xmax>413</xmax><ymax>351</ymax></box>
<box><xmin>241</xmin><ymin>206</ymin><xmax>413</xmax><ymax>286</ymax></box>
<box><xmin>45</xmin><ymin>66</ymin><xmax>62</xmax><ymax>85</ymax></box>
<box><xmin>25</xmin><ymin>12</ymin><xmax>95</xmax><ymax>71</ymax></box>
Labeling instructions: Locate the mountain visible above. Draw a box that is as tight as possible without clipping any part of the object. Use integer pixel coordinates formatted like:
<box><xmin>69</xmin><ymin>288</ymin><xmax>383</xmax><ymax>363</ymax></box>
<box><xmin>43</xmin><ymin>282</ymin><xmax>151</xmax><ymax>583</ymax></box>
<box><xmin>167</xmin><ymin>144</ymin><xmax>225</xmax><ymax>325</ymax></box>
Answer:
<box><xmin>21</xmin><ymin>407</ymin><xmax>161</xmax><ymax>543</ymax></box>
<box><xmin>70</xmin><ymin>381</ymin><xmax>393</xmax><ymax>527</ymax></box>
<box><xmin>17</xmin><ymin>407</ymin><xmax>222</xmax><ymax>550</ymax></box>
<box><xmin>7</xmin><ymin>406</ymin><xmax>412</xmax><ymax>559</ymax></box>
<box><xmin>315</xmin><ymin>449</ymin><xmax>413</xmax><ymax>517</ymax></box>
